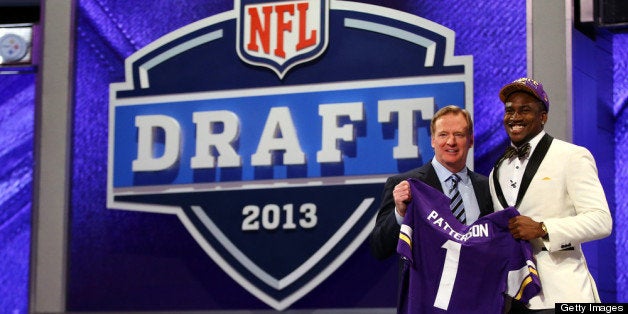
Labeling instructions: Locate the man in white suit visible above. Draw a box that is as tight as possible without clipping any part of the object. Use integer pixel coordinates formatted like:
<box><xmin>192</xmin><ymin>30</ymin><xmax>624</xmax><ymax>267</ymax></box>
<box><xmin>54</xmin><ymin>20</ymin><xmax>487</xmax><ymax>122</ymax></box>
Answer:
<box><xmin>489</xmin><ymin>78</ymin><xmax>612</xmax><ymax>313</ymax></box>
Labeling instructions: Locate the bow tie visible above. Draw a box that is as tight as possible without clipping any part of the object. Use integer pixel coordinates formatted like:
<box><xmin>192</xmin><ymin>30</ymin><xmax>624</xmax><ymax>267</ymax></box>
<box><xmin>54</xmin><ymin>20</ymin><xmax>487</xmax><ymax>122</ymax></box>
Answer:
<box><xmin>504</xmin><ymin>143</ymin><xmax>530</xmax><ymax>159</ymax></box>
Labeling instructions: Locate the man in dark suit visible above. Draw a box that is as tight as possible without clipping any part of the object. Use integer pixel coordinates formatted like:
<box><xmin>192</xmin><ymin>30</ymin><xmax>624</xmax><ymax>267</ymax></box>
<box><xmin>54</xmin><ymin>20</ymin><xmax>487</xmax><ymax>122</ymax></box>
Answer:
<box><xmin>369</xmin><ymin>105</ymin><xmax>493</xmax><ymax>260</ymax></box>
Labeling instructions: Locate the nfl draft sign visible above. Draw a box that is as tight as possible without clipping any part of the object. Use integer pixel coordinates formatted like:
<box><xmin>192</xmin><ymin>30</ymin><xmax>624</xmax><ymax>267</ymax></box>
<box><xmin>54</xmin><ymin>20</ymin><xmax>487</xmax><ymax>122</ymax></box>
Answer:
<box><xmin>108</xmin><ymin>0</ymin><xmax>472</xmax><ymax>310</ymax></box>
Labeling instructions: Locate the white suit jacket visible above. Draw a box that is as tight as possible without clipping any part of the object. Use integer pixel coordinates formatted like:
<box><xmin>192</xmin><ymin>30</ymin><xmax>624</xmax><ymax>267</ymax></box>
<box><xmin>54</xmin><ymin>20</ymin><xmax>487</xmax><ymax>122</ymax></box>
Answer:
<box><xmin>489</xmin><ymin>134</ymin><xmax>612</xmax><ymax>309</ymax></box>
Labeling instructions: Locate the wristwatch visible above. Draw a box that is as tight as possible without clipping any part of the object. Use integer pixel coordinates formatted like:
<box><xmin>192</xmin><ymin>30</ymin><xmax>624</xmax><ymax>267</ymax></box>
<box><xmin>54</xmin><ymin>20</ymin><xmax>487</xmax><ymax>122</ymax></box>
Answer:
<box><xmin>540</xmin><ymin>222</ymin><xmax>549</xmax><ymax>240</ymax></box>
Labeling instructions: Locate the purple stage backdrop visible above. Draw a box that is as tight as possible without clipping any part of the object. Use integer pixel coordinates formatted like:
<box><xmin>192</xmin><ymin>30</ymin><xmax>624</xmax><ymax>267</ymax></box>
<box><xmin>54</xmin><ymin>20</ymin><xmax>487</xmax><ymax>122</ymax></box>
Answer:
<box><xmin>0</xmin><ymin>0</ymin><xmax>626</xmax><ymax>313</ymax></box>
<box><xmin>0</xmin><ymin>73</ymin><xmax>34</xmax><ymax>314</ymax></box>
<box><xmin>615</xmin><ymin>33</ymin><xmax>628</xmax><ymax>303</ymax></box>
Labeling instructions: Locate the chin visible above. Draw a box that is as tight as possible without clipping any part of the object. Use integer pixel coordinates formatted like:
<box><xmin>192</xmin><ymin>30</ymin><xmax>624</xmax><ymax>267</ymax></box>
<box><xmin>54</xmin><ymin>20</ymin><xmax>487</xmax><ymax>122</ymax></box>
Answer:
<box><xmin>507</xmin><ymin>133</ymin><xmax>524</xmax><ymax>143</ymax></box>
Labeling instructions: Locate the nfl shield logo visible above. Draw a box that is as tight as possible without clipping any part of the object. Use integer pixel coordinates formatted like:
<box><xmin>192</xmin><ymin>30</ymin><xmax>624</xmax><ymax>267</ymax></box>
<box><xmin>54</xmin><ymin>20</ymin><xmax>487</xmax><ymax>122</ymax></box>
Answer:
<box><xmin>237</xmin><ymin>0</ymin><xmax>329</xmax><ymax>78</ymax></box>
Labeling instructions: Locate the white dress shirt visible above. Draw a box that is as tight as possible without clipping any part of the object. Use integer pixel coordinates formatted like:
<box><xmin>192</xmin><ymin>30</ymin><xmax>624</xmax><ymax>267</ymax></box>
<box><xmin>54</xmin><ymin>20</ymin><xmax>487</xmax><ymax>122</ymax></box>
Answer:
<box><xmin>497</xmin><ymin>131</ymin><xmax>546</xmax><ymax>206</ymax></box>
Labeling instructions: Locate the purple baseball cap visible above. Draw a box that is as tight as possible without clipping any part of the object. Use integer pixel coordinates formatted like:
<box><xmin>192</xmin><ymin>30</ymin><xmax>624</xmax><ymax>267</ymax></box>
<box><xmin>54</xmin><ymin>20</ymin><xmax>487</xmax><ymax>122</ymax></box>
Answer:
<box><xmin>499</xmin><ymin>77</ymin><xmax>550</xmax><ymax>111</ymax></box>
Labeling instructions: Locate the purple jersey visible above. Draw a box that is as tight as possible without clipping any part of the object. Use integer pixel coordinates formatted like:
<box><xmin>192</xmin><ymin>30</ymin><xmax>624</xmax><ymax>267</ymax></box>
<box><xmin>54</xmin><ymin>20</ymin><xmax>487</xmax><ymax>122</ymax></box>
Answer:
<box><xmin>396</xmin><ymin>178</ymin><xmax>541</xmax><ymax>313</ymax></box>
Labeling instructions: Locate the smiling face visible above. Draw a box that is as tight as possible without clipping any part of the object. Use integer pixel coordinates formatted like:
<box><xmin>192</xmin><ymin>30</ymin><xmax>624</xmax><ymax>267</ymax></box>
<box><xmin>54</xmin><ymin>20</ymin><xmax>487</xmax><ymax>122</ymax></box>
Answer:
<box><xmin>431</xmin><ymin>112</ymin><xmax>473</xmax><ymax>173</ymax></box>
<box><xmin>503</xmin><ymin>91</ymin><xmax>548</xmax><ymax>146</ymax></box>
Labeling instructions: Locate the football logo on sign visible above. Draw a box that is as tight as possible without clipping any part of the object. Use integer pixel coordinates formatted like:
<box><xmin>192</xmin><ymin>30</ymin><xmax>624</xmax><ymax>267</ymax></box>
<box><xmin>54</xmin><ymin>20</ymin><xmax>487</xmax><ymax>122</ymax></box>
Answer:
<box><xmin>108</xmin><ymin>0</ymin><xmax>472</xmax><ymax>310</ymax></box>
<box><xmin>237</xmin><ymin>0</ymin><xmax>328</xmax><ymax>78</ymax></box>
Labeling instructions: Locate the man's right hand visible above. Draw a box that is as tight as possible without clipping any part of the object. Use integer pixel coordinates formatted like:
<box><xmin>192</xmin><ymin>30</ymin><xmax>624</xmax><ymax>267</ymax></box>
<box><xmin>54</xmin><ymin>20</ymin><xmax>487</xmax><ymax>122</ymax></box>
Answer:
<box><xmin>393</xmin><ymin>180</ymin><xmax>412</xmax><ymax>217</ymax></box>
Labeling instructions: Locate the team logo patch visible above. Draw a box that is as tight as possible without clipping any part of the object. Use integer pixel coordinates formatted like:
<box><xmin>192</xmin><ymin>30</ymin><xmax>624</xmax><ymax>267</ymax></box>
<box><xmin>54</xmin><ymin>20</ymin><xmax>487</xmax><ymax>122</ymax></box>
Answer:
<box><xmin>108</xmin><ymin>0</ymin><xmax>472</xmax><ymax>310</ymax></box>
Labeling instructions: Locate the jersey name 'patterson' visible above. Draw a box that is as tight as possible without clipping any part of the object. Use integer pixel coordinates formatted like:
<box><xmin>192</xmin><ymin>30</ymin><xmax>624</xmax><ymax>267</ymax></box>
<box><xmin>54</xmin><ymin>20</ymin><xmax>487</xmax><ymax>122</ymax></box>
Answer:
<box><xmin>423</xmin><ymin>209</ymin><xmax>489</xmax><ymax>242</ymax></box>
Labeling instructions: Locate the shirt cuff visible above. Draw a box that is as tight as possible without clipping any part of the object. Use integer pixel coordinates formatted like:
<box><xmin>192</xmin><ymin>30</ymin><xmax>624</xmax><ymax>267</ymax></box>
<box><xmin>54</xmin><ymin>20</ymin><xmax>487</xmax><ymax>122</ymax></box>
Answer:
<box><xmin>395</xmin><ymin>207</ymin><xmax>404</xmax><ymax>225</ymax></box>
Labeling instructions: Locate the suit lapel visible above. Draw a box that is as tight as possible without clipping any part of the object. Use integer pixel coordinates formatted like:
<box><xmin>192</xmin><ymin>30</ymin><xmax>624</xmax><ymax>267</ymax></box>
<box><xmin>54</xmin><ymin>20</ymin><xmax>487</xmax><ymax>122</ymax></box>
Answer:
<box><xmin>492</xmin><ymin>155</ymin><xmax>510</xmax><ymax>209</ymax></box>
<box><xmin>468</xmin><ymin>171</ymin><xmax>491</xmax><ymax>217</ymax></box>
<box><xmin>515</xmin><ymin>134</ymin><xmax>554</xmax><ymax>207</ymax></box>
<box><xmin>421</xmin><ymin>164</ymin><xmax>443</xmax><ymax>193</ymax></box>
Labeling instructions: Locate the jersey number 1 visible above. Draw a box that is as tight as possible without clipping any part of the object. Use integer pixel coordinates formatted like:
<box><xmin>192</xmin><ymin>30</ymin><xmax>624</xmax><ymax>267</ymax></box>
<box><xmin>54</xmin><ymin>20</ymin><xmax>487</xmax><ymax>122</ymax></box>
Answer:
<box><xmin>434</xmin><ymin>240</ymin><xmax>461</xmax><ymax>310</ymax></box>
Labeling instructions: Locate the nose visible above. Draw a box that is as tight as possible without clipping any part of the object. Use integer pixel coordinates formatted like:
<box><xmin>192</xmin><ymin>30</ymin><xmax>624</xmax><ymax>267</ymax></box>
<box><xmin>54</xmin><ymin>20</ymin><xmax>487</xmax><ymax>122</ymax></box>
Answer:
<box><xmin>446</xmin><ymin>135</ymin><xmax>455</xmax><ymax>145</ymax></box>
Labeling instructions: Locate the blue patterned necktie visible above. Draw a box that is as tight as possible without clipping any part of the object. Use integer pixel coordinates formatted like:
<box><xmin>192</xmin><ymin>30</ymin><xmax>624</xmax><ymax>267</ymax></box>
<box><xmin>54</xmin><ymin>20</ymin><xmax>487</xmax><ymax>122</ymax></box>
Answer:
<box><xmin>448</xmin><ymin>174</ymin><xmax>466</xmax><ymax>224</ymax></box>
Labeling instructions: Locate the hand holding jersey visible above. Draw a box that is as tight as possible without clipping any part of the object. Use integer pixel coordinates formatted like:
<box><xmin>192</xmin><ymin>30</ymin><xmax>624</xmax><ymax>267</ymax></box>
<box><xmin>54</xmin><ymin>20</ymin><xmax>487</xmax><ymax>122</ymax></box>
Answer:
<box><xmin>393</xmin><ymin>180</ymin><xmax>412</xmax><ymax>217</ymax></box>
<box><xmin>507</xmin><ymin>215</ymin><xmax>548</xmax><ymax>240</ymax></box>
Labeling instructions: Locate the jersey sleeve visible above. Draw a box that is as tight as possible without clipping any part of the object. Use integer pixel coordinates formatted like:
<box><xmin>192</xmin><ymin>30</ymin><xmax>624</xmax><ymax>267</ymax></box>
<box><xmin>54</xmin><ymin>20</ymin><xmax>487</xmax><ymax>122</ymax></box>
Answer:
<box><xmin>506</xmin><ymin>257</ymin><xmax>541</xmax><ymax>303</ymax></box>
<box><xmin>397</xmin><ymin>214</ymin><xmax>414</xmax><ymax>265</ymax></box>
